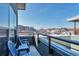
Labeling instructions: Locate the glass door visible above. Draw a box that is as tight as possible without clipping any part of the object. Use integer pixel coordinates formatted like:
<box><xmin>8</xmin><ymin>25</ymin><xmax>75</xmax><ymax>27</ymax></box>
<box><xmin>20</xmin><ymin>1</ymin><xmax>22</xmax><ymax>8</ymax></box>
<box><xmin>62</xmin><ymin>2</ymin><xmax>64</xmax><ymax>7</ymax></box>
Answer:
<box><xmin>0</xmin><ymin>3</ymin><xmax>17</xmax><ymax>56</ymax></box>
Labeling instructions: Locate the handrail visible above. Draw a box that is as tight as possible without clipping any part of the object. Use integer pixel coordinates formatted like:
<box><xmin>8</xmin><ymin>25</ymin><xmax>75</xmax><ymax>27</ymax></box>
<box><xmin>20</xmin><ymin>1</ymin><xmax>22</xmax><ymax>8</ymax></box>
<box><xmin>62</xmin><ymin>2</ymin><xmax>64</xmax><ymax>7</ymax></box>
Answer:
<box><xmin>37</xmin><ymin>32</ymin><xmax>79</xmax><ymax>45</ymax></box>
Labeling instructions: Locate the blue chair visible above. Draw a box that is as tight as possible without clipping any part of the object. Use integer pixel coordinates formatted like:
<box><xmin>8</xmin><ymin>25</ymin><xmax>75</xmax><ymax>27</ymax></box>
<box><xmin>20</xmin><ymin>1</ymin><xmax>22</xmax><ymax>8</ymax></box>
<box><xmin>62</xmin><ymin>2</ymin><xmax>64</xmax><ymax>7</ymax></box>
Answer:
<box><xmin>7</xmin><ymin>40</ymin><xmax>30</xmax><ymax>56</ymax></box>
<box><xmin>7</xmin><ymin>40</ymin><xmax>18</xmax><ymax>56</ymax></box>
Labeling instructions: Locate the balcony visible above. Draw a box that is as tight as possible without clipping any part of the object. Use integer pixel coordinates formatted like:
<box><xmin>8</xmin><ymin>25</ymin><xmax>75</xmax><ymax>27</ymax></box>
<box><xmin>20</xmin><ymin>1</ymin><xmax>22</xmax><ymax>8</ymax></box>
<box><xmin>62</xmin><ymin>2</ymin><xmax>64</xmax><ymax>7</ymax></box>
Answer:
<box><xmin>1</xmin><ymin>3</ymin><xmax>79</xmax><ymax>56</ymax></box>
<box><xmin>6</xmin><ymin>32</ymin><xmax>79</xmax><ymax>56</ymax></box>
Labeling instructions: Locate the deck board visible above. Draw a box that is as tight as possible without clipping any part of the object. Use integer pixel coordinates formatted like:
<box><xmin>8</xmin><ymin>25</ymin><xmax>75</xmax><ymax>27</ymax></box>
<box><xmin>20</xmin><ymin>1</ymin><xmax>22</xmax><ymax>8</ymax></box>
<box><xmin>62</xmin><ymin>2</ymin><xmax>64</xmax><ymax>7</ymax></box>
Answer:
<box><xmin>29</xmin><ymin>45</ymin><xmax>40</xmax><ymax>56</ymax></box>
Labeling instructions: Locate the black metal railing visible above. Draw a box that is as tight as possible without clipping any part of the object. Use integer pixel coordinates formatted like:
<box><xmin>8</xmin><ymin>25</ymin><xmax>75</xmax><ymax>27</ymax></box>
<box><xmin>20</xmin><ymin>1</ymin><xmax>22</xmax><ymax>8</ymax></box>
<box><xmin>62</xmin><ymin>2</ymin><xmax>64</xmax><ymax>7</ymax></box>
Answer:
<box><xmin>34</xmin><ymin>32</ymin><xmax>79</xmax><ymax>55</ymax></box>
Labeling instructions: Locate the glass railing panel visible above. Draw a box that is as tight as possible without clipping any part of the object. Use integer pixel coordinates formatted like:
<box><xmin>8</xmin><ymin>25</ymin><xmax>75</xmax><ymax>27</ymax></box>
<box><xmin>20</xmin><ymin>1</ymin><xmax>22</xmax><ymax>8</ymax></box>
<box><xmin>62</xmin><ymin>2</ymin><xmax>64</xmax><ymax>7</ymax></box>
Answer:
<box><xmin>39</xmin><ymin>35</ymin><xmax>49</xmax><ymax>44</ymax></box>
<box><xmin>37</xmin><ymin>33</ymin><xmax>79</xmax><ymax>55</ymax></box>
<box><xmin>50</xmin><ymin>35</ymin><xmax>79</xmax><ymax>54</ymax></box>
<box><xmin>70</xmin><ymin>35</ymin><xmax>79</xmax><ymax>52</ymax></box>
<box><xmin>51</xmin><ymin>35</ymin><xmax>71</xmax><ymax>48</ymax></box>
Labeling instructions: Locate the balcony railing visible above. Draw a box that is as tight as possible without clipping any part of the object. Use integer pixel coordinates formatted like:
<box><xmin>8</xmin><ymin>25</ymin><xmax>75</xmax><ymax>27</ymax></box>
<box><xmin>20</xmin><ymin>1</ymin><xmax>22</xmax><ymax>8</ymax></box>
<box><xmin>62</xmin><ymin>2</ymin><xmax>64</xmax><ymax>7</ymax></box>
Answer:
<box><xmin>34</xmin><ymin>32</ymin><xmax>79</xmax><ymax>56</ymax></box>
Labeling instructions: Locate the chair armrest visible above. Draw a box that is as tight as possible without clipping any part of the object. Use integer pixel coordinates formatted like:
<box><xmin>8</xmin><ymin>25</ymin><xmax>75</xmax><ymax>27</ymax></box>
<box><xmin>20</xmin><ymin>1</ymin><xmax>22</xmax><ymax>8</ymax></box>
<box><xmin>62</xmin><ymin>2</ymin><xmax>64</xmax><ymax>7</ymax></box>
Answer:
<box><xmin>17</xmin><ymin>43</ymin><xmax>29</xmax><ymax>51</ymax></box>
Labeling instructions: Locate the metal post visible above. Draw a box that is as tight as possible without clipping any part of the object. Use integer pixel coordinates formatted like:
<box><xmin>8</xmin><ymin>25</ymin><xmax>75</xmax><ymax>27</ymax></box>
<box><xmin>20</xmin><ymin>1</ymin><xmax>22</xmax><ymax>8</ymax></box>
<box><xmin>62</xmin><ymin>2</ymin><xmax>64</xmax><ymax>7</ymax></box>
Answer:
<box><xmin>15</xmin><ymin>9</ymin><xmax>18</xmax><ymax>48</ymax></box>
<box><xmin>6</xmin><ymin>4</ymin><xmax>10</xmax><ymax>55</ymax></box>
<box><xmin>14</xmin><ymin>11</ymin><xmax>17</xmax><ymax>43</ymax></box>
<box><xmin>48</xmin><ymin>36</ymin><xmax>51</xmax><ymax>54</ymax></box>
<box><xmin>74</xmin><ymin>21</ymin><xmax>76</xmax><ymax>35</ymax></box>
<box><xmin>8</xmin><ymin>4</ymin><xmax>10</xmax><ymax>40</ymax></box>
<box><xmin>6</xmin><ymin>29</ymin><xmax>9</xmax><ymax>56</ymax></box>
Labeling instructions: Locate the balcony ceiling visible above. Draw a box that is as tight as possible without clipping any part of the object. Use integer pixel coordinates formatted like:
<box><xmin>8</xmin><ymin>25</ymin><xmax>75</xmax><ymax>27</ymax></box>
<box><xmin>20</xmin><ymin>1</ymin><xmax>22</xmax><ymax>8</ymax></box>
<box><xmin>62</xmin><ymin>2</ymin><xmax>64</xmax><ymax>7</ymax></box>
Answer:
<box><xmin>15</xmin><ymin>3</ymin><xmax>26</xmax><ymax>10</ymax></box>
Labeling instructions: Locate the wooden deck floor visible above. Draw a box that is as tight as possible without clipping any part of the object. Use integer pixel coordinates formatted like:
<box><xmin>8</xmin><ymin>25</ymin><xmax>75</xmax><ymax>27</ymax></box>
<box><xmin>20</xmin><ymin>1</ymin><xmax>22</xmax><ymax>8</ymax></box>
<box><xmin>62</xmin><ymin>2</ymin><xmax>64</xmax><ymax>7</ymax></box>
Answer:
<box><xmin>29</xmin><ymin>45</ymin><xmax>40</xmax><ymax>56</ymax></box>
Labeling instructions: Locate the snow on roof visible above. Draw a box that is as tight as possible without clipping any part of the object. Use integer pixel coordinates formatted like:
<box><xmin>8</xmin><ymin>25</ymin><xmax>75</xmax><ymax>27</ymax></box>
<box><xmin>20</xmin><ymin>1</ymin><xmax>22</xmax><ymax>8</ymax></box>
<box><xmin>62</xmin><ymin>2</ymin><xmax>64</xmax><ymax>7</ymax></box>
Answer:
<box><xmin>67</xmin><ymin>15</ymin><xmax>79</xmax><ymax>22</ymax></box>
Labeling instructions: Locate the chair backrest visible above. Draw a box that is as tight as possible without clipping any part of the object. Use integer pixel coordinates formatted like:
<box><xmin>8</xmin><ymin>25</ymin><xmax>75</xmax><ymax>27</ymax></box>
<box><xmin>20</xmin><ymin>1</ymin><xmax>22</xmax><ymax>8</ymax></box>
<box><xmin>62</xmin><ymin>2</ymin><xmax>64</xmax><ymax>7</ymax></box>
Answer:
<box><xmin>18</xmin><ymin>37</ymin><xmax>22</xmax><ymax>44</ymax></box>
<box><xmin>7</xmin><ymin>40</ymin><xmax>17</xmax><ymax>56</ymax></box>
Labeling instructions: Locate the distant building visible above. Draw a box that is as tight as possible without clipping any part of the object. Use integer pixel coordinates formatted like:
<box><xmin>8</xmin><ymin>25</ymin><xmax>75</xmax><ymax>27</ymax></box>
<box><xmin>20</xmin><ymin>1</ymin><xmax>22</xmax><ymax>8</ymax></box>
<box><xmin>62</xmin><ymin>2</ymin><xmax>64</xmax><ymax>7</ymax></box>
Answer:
<box><xmin>38</xmin><ymin>27</ymin><xmax>79</xmax><ymax>35</ymax></box>
<box><xmin>17</xmin><ymin>25</ymin><xmax>36</xmax><ymax>36</ymax></box>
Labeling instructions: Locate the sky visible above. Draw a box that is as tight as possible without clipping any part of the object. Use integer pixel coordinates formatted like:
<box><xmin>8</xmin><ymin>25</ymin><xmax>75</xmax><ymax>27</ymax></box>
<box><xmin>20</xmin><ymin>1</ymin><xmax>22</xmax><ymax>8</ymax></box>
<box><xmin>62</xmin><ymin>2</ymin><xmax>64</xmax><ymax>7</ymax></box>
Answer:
<box><xmin>1</xmin><ymin>3</ymin><xmax>79</xmax><ymax>29</ymax></box>
<box><xmin>18</xmin><ymin>3</ymin><xmax>79</xmax><ymax>29</ymax></box>
<box><xmin>0</xmin><ymin>4</ymin><xmax>16</xmax><ymax>28</ymax></box>
<box><xmin>0</xmin><ymin>4</ymin><xmax>8</xmax><ymax>27</ymax></box>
